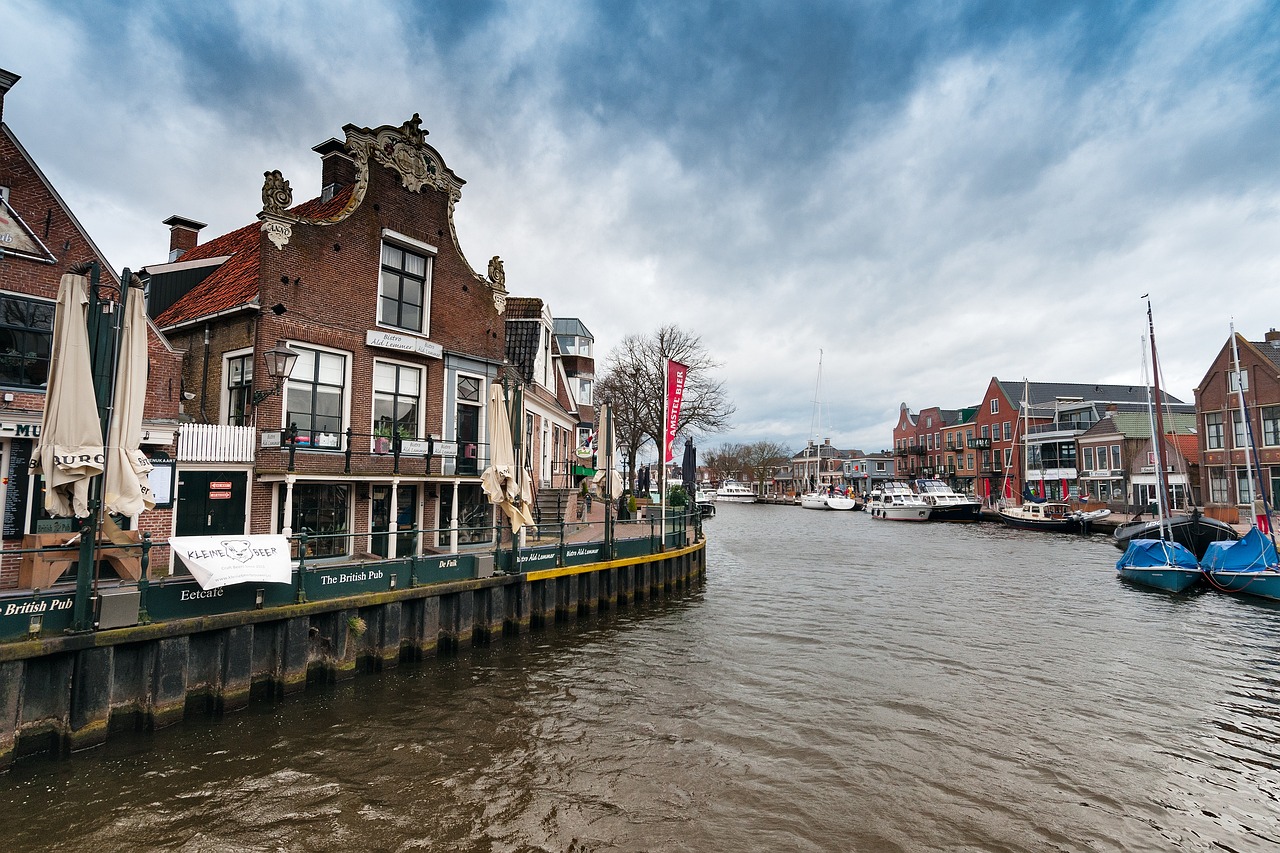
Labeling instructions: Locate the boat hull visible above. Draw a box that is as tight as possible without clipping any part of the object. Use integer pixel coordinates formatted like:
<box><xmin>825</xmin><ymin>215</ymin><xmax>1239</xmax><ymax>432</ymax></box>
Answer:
<box><xmin>997</xmin><ymin>511</ymin><xmax>1081</xmax><ymax>533</ymax></box>
<box><xmin>717</xmin><ymin>494</ymin><xmax>756</xmax><ymax>504</ymax></box>
<box><xmin>926</xmin><ymin>503</ymin><xmax>982</xmax><ymax>522</ymax></box>
<box><xmin>869</xmin><ymin>505</ymin><xmax>930</xmax><ymax>521</ymax></box>
<box><xmin>1201</xmin><ymin>527</ymin><xmax>1280</xmax><ymax>600</ymax></box>
<box><xmin>825</xmin><ymin>496</ymin><xmax>859</xmax><ymax>511</ymax></box>
<box><xmin>1116</xmin><ymin>538</ymin><xmax>1202</xmax><ymax>593</ymax></box>
<box><xmin>799</xmin><ymin>494</ymin><xmax>829</xmax><ymax>510</ymax></box>
<box><xmin>1203</xmin><ymin>570</ymin><xmax>1280</xmax><ymax>600</ymax></box>
<box><xmin>1113</xmin><ymin>513</ymin><xmax>1238</xmax><ymax>561</ymax></box>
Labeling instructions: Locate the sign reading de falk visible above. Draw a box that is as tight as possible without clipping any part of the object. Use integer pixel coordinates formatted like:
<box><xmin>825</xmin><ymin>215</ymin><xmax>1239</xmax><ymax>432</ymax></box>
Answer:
<box><xmin>366</xmin><ymin>329</ymin><xmax>443</xmax><ymax>360</ymax></box>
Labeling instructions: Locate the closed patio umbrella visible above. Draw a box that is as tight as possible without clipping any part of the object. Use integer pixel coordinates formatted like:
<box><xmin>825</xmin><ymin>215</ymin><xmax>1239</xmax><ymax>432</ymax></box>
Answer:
<box><xmin>29</xmin><ymin>273</ymin><xmax>105</xmax><ymax>517</ymax></box>
<box><xmin>102</xmin><ymin>281</ymin><xmax>154</xmax><ymax>517</ymax></box>
<box><xmin>480</xmin><ymin>382</ymin><xmax>534</xmax><ymax>533</ymax></box>
<box><xmin>681</xmin><ymin>438</ymin><xmax>696</xmax><ymax>495</ymax></box>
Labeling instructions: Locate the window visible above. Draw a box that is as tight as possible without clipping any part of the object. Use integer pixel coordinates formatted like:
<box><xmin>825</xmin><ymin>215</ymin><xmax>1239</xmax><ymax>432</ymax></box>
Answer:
<box><xmin>577</xmin><ymin>377</ymin><xmax>592</xmax><ymax>407</ymax></box>
<box><xmin>379</xmin><ymin>242</ymin><xmax>431</xmax><ymax>333</ymax></box>
<box><xmin>1232</xmin><ymin>411</ymin><xmax>1248</xmax><ymax>449</ymax></box>
<box><xmin>281</xmin><ymin>483</ymin><xmax>349</xmax><ymax>558</ymax></box>
<box><xmin>1205</xmin><ymin>413</ymin><xmax>1224</xmax><ymax>450</ymax></box>
<box><xmin>284</xmin><ymin>347</ymin><xmax>347</xmax><ymax>448</ymax></box>
<box><xmin>226</xmin><ymin>352</ymin><xmax>253</xmax><ymax>426</ymax></box>
<box><xmin>373</xmin><ymin>362</ymin><xmax>421</xmax><ymax>440</ymax></box>
<box><xmin>1209</xmin><ymin>468</ymin><xmax>1228</xmax><ymax>504</ymax></box>
<box><xmin>455</xmin><ymin>374</ymin><xmax>483</xmax><ymax>476</ymax></box>
<box><xmin>990</xmin><ymin>398</ymin><xmax>999</xmax><ymax>414</ymax></box>
<box><xmin>875</xmin><ymin>462</ymin><xmax>886</xmax><ymax>472</ymax></box>
<box><xmin>1235</xmin><ymin>468</ymin><xmax>1253</xmax><ymax>504</ymax></box>
<box><xmin>1263</xmin><ymin>406</ymin><xmax>1280</xmax><ymax>447</ymax></box>
<box><xmin>1003</xmin><ymin>421</ymin><xmax>1011</xmax><ymax>441</ymax></box>
<box><xmin>1111</xmin><ymin>444</ymin><xmax>1121</xmax><ymax>471</ymax></box>
<box><xmin>0</xmin><ymin>293</ymin><xmax>54</xmax><ymax>389</ymax></box>
<box><xmin>1097</xmin><ymin>445</ymin><xmax>1109</xmax><ymax>470</ymax></box>
<box><xmin>438</xmin><ymin>483</ymin><xmax>493</xmax><ymax>546</ymax></box>
<box><xmin>981</xmin><ymin>425</ymin><xmax>989</xmax><ymax>441</ymax></box>
<box><xmin>1004</xmin><ymin>448</ymin><xmax>1013</xmax><ymax>468</ymax></box>
<box><xmin>1229</xmin><ymin>369</ymin><xmax>1248</xmax><ymax>393</ymax></box>
<box><xmin>1083</xmin><ymin>447</ymin><xmax>1095</xmax><ymax>472</ymax></box>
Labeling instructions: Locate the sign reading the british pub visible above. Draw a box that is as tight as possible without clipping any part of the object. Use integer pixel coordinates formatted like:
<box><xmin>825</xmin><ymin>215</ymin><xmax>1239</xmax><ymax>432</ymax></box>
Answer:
<box><xmin>366</xmin><ymin>329</ymin><xmax>443</xmax><ymax>360</ymax></box>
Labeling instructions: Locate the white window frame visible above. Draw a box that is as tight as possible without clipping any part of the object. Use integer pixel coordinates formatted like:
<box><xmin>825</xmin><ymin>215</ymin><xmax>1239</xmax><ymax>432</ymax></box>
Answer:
<box><xmin>371</xmin><ymin>358</ymin><xmax>424</xmax><ymax>447</ymax></box>
<box><xmin>990</xmin><ymin>398</ymin><xmax>999</xmax><ymax>414</ymax></box>
<box><xmin>282</xmin><ymin>341</ymin><xmax>352</xmax><ymax>448</ymax></box>
<box><xmin>222</xmin><ymin>346</ymin><xmax>254</xmax><ymax>427</ymax></box>
<box><xmin>378</xmin><ymin>229</ymin><xmax>436</xmax><ymax>337</ymax></box>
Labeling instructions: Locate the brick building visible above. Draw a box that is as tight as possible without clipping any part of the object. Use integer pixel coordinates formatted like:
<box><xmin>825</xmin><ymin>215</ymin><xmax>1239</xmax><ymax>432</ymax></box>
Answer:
<box><xmin>504</xmin><ymin>297</ymin><xmax>579</xmax><ymax>491</ymax></box>
<box><xmin>1194</xmin><ymin>328</ymin><xmax>1280</xmax><ymax>511</ymax></box>
<box><xmin>0</xmin><ymin>67</ymin><xmax>183</xmax><ymax>588</ymax></box>
<box><xmin>142</xmin><ymin>114</ymin><xmax>511</xmax><ymax>565</ymax></box>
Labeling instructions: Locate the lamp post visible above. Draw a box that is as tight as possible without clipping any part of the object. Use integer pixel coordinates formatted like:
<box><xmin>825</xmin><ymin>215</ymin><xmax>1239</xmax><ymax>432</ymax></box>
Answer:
<box><xmin>251</xmin><ymin>340</ymin><xmax>300</xmax><ymax>408</ymax></box>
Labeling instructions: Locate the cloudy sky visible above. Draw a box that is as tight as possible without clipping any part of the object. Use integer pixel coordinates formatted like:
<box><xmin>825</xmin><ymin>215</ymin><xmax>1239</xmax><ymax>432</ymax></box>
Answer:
<box><xmin>4</xmin><ymin>0</ymin><xmax>1278</xmax><ymax>455</ymax></box>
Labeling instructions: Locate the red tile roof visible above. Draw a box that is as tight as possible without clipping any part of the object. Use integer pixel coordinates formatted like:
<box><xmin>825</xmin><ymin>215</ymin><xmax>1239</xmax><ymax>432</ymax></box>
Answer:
<box><xmin>1169</xmin><ymin>433</ymin><xmax>1199</xmax><ymax>462</ymax></box>
<box><xmin>156</xmin><ymin>188</ymin><xmax>354</xmax><ymax>327</ymax></box>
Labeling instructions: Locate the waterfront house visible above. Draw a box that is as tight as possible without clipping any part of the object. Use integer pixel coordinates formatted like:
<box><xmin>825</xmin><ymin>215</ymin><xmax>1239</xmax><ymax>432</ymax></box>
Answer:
<box><xmin>553</xmin><ymin>317</ymin><xmax>597</xmax><ymax>477</ymax></box>
<box><xmin>142</xmin><ymin>115</ymin><xmax>511</xmax><ymax>566</ymax></box>
<box><xmin>0</xmin><ymin>68</ymin><xmax>184</xmax><ymax>588</ymax></box>
<box><xmin>940</xmin><ymin>407</ymin><xmax>977</xmax><ymax>494</ymax></box>
<box><xmin>1077</xmin><ymin>409</ymin><xmax>1199</xmax><ymax>510</ymax></box>
<box><xmin>845</xmin><ymin>452</ymin><xmax>895</xmax><ymax>495</ymax></box>
<box><xmin>1193</xmin><ymin>327</ymin><xmax>1280</xmax><ymax>519</ymax></box>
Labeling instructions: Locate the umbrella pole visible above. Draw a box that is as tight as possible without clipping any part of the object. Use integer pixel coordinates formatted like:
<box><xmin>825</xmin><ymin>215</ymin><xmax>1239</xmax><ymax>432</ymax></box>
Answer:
<box><xmin>71</xmin><ymin>263</ymin><xmax>126</xmax><ymax>632</ymax></box>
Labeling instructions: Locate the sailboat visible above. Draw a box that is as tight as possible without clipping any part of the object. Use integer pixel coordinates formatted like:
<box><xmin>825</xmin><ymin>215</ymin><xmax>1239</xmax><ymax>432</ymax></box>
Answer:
<box><xmin>1200</xmin><ymin>323</ymin><xmax>1280</xmax><ymax>600</ymax></box>
<box><xmin>799</xmin><ymin>351</ymin><xmax>857</xmax><ymax>511</ymax></box>
<box><xmin>1115</xmin><ymin>301</ymin><xmax>1201</xmax><ymax>593</ymax></box>
<box><xmin>997</xmin><ymin>381</ymin><xmax>1085</xmax><ymax>533</ymax></box>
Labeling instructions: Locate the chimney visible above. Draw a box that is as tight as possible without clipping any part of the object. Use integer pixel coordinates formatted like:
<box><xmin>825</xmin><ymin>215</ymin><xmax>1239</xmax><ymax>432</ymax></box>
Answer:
<box><xmin>163</xmin><ymin>215</ymin><xmax>206</xmax><ymax>261</ymax></box>
<box><xmin>0</xmin><ymin>67</ymin><xmax>20</xmax><ymax>128</ymax></box>
<box><xmin>313</xmin><ymin>138</ymin><xmax>355</xmax><ymax>202</ymax></box>
<box><xmin>1266</xmin><ymin>328</ymin><xmax>1280</xmax><ymax>348</ymax></box>
<box><xmin>824</xmin><ymin>437</ymin><xmax>831</xmax><ymax>446</ymax></box>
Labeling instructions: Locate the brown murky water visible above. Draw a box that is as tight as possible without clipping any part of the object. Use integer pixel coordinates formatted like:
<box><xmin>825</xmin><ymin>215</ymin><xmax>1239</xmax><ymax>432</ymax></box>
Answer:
<box><xmin>1</xmin><ymin>503</ymin><xmax>1278</xmax><ymax>852</ymax></box>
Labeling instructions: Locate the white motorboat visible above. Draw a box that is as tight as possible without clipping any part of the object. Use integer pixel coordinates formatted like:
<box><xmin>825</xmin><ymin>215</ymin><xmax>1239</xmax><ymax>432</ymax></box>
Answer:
<box><xmin>914</xmin><ymin>479</ymin><xmax>981</xmax><ymax>522</ymax></box>
<box><xmin>867</xmin><ymin>482</ymin><xmax>930</xmax><ymax>521</ymax></box>
<box><xmin>801</xmin><ymin>490</ymin><xmax>859</xmax><ymax>510</ymax></box>
<box><xmin>716</xmin><ymin>480</ymin><xmax>756</xmax><ymax>503</ymax></box>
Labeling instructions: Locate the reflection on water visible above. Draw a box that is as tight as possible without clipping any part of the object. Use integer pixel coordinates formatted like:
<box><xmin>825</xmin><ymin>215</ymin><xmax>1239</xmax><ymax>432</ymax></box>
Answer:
<box><xmin>2</xmin><ymin>503</ymin><xmax>1279</xmax><ymax>852</ymax></box>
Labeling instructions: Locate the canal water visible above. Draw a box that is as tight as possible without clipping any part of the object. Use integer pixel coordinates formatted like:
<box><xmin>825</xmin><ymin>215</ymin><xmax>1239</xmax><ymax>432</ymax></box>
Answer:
<box><xmin>2</xmin><ymin>503</ymin><xmax>1278</xmax><ymax>852</ymax></box>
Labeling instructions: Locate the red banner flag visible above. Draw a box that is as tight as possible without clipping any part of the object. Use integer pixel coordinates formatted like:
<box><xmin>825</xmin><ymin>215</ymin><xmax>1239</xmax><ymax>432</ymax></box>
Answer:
<box><xmin>664</xmin><ymin>359</ymin><xmax>689</xmax><ymax>463</ymax></box>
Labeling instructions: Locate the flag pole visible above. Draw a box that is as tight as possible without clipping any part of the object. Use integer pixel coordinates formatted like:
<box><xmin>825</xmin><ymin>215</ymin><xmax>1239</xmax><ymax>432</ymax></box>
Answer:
<box><xmin>659</xmin><ymin>359</ymin><xmax>667</xmax><ymax>551</ymax></box>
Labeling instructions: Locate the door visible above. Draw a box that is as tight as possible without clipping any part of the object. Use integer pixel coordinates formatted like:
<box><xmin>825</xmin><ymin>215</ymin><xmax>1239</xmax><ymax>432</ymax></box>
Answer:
<box><xmin>175</xmin><ymin>471</ymin><xmax>248</xmax><ymax>537</ymax></box>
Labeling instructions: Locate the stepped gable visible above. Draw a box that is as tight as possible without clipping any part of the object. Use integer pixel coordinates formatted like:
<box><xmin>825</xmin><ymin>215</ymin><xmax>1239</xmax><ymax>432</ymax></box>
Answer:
<box><xmin>155</xmin><ymin>188</ymin><xmax>353</xmax><ymax>327</ymax></box>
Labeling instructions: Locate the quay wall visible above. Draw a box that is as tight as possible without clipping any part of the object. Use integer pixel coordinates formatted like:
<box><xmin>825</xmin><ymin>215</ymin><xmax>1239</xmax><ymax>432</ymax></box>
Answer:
<box><xmin>0</xmin><ymin>542</ymin><xmax>706</xmax><ymax>770</ymax></box>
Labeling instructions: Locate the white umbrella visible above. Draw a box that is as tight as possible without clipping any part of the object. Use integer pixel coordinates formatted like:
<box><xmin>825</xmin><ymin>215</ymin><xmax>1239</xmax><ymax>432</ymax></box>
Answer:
<box><xmin>479</xmin><ymin>382</ymin><xmax>533</xmax><ymax>533</ymax></box>
<box><xmin>102</xmin><ymin>282</ymin><xmax>154</xmax><ymax>517</ymax></box>
<box><xmin>29</xmin><ymin>273</ymin><xmax>105</xmax><ymax>517</ymax></box>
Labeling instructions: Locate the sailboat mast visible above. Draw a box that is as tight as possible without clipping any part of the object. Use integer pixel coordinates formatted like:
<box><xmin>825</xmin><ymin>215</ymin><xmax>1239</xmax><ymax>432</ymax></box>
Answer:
<box><xmin>1229</xmin><ymin>322</ymin><xmax>1256</xmax><ymax>507</ymax></box>
<box><xmin>1146</xmin><ymin>300</ymin><xmax>1172</xmax><ymax>526</ymax></box>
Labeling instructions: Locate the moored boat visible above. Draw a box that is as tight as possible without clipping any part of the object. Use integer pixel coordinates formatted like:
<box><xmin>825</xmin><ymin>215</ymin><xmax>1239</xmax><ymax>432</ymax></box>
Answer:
<box><xmin>1114</xmin><ymin>299</ymin><xmax>1203</xmax><ymax>593</ymax></box>
<box><xmin>997</xmin><ymin>499</ymin><xmax>1083</xmax><ymax>533</ymax></box>
<box><xmin>914</xmin><ymin>479</ymin><xmax>981</xmax><ymax>522</ymax></box>
<box><xmin>1116</xmin><ymin>538</ymin><xmax>1203</xmax><ymax>592</ymax></box>
<box><xmin>1112</xmin><ymin>511</ymin><xmax>1237</xmax><ymax>561</ymax></box>
<box><xmin>716</xmin><ymin>480</ymin><xmax>756</xmax><ymax>503</ymax></box>
<box><xmin>1202</xmin><ymin>526</ymin><xmax>1280</xmax><ymax>600</ymax></box>
<box><xmin>868</xmin><ymin>482</ymin><xmax>930</xmax><ymax>521</ymax></box>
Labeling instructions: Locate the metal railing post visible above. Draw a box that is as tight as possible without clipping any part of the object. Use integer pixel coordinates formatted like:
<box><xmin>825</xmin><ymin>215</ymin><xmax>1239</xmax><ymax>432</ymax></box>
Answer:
<box><xmin>295</xmin><ymin>529</ymin><xmax>309</xmax><ymax>603</ymax></box>
<box><xmin>137</xmin><ymin>532</ymin><xmax>151</xmax><ymax>624</ymax></box>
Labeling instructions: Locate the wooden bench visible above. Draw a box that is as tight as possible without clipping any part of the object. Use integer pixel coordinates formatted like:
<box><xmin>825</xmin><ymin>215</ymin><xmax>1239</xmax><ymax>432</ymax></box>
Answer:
<box><xmin>17</xmin><ymin>531</ymin><xmax>144</xmax><ymax>590</ymax></box>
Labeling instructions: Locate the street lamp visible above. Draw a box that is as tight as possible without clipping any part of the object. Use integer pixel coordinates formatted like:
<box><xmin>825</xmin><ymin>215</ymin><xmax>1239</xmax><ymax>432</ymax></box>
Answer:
<box><xmin>251</xmin><ymin>340</ymin><xmax>299</xmax><ymax>406</ymax></box>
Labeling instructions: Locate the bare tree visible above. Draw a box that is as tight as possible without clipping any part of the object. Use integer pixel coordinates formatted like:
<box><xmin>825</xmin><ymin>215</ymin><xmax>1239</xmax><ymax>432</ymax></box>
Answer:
<box><xmin>703</xmin><ymin>443</ymin><xmax>745</xmax><ymax>483</ymax></box>
<box><xmin>597</xmin><ymin>325</ymin><xmax>735</xmax><ymax>490</ymax></box>
<box><xmin>739</xmin><ymin>441</ymin><xmax>792</xmax><ymax>495</ymax></box>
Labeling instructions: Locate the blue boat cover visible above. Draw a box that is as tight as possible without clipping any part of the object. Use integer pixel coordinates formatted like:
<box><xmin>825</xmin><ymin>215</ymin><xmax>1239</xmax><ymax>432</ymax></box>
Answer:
<box><xmin>1116</xmin><ymin>538</ymin><xmax>1199</xmax><ymax>570</ymax></box>
<box><xmin>1202</xmin><ymin>526</ymin><xmax>1279</xmax><ymax>572</ymax></box>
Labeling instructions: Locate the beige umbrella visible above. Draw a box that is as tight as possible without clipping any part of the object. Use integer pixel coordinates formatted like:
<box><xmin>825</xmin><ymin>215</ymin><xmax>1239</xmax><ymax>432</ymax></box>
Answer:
<box><xmin>480</xmin><ymin>382</ymin><xmax>534</xmax><ymax>533</ymax></box>
<box><xmin>102</xmin><ymin>282</ymin><xmax>154</xmax><ymax>517</ymax></box>
<box><xmin>29</xmin><ymin>273</ymin><xmax>105</xmax><ymax>517</ymax></box>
